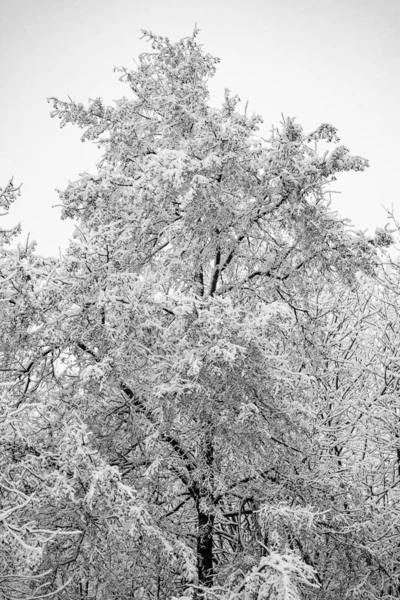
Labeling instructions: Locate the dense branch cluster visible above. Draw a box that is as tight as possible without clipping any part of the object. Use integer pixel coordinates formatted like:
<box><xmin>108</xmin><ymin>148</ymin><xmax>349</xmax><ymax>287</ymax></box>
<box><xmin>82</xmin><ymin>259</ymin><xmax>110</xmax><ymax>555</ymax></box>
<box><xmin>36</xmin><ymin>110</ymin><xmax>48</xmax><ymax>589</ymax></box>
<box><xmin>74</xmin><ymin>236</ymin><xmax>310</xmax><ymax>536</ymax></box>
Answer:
<box><xmin>2</xmin><ymin>29</ymin><xmax>400</xmax><ymax>600</ymax></box>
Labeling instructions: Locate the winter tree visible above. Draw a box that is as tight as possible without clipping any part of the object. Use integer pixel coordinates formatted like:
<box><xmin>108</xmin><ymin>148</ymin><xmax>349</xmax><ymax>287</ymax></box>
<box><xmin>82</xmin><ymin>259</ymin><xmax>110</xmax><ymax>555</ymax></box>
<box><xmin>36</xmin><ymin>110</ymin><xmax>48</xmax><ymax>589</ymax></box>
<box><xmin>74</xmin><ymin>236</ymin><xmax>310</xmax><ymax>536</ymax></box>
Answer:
<box><xmin>3</xmin><ymin>28</ymin><xmax>400</xmax><ymax>600</ymax></box>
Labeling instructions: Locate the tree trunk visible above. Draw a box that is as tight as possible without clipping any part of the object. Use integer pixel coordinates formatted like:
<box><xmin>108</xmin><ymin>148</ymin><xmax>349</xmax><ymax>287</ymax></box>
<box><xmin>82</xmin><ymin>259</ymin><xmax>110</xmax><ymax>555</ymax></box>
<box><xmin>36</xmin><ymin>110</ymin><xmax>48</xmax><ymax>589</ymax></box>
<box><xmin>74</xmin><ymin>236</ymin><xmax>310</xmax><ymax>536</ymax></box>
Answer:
<box><xmin>196</xmin><ymin>503</ymin><xmax>215</xmax><ymax>587</ymax></box>
<box><xmin>195</xmin><ymin>419</ymin><xmax>215</xmax><ymax>589</ymax></box>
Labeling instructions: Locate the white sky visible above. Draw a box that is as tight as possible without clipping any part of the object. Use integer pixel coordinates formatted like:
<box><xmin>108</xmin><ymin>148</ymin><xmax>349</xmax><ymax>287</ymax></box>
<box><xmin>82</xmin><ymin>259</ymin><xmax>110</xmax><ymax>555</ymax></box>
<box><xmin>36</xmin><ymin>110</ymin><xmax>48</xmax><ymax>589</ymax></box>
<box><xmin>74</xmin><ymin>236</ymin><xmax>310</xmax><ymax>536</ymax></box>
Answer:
<box><xmin>1</xmin><ymin>0</ymin><xmax>399</xmax><ymax>256</ymax></box>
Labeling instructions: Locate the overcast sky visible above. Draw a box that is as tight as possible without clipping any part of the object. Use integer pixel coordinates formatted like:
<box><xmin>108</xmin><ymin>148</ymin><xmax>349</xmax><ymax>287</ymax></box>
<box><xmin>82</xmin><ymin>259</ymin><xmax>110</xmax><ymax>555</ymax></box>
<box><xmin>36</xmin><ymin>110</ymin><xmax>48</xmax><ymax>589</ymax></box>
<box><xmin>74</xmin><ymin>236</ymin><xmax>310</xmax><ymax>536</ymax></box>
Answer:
<box><xmin>1</xmin><ymin>0</ymin><xmax>399</xmax><ymax>256</ymax></box>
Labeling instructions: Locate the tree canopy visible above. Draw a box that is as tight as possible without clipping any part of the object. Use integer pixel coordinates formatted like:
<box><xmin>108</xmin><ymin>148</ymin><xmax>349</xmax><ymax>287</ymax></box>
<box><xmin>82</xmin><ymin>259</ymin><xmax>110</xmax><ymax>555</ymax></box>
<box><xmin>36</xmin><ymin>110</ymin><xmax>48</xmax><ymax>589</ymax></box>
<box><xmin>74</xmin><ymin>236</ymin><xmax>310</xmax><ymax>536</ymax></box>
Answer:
<box><xmin>2</xmin><ymin>28</ymin><xmax>400</xmax><ymax>600</ymax></box>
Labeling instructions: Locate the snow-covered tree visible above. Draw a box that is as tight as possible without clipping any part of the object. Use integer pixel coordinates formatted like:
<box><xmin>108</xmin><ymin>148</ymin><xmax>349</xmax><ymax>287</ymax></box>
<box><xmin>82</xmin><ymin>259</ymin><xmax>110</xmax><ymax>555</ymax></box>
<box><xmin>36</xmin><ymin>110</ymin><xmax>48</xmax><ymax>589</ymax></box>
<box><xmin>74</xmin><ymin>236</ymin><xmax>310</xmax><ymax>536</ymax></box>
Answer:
<box><xmin>41</xmin><ymin>28</ymin><xmax>382</xmax><ymax>598</ymax></box>
<box><xmin>0</xmin><ymin>179</ymin><xmax>62</xmax><ymax>598</ymax></box>
<box><xmin>5</xmin><ymin>28</ymin><xmax>399</xmax><ymax>600</ymax></box>
<box><xmin>0</xmin><ymin>183</ymin><xmax>170</xmax><ymax>600</ymax></box>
